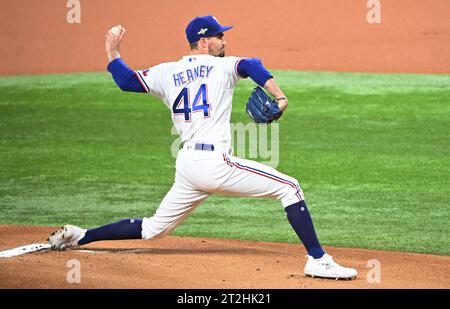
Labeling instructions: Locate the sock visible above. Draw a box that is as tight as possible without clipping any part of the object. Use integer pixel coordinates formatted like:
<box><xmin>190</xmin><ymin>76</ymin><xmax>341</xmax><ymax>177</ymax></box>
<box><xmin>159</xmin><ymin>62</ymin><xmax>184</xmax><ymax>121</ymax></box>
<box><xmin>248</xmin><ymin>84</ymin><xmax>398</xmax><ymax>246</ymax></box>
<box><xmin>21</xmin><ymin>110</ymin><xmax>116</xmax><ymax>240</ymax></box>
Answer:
<box><xmin>285</xmin><ymin>201</ymin><xmax>325</xmax><ymax>259</ymax></box>
<box><xmin>78</xmin><ymin>218</ymin><xmax>143</xmax><ymax>245</ymax></box>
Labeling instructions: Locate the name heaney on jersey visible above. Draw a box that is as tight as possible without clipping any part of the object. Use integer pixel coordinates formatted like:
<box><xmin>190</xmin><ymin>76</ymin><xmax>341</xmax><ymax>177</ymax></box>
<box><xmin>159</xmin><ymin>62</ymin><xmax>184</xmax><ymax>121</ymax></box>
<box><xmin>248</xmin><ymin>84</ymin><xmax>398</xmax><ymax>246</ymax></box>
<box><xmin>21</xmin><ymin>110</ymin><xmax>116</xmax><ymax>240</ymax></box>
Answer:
<box><xmin>173</xmin><ymin>65</ymin><xmax>214</xmax><ymax>87</ymax></box>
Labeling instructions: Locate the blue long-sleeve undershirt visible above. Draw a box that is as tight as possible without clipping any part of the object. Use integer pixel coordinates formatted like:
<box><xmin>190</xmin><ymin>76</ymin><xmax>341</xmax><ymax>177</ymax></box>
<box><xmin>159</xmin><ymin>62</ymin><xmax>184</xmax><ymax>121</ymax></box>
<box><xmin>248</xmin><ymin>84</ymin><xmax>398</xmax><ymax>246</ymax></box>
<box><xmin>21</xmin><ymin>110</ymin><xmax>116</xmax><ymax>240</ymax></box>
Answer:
<box><xmin>107</xmin><ymin>58</ymin><xmax>146</xmax><ymax>93</ymax></box>
<box><xmin>236</xmin><ymin>58</ymin><xmax>273</xmax><ymax>86</ymax></box>
<box><xmin>107</xmin><ymin>57</ymin><xmax>273</xmax><ymax>93</ymax></box>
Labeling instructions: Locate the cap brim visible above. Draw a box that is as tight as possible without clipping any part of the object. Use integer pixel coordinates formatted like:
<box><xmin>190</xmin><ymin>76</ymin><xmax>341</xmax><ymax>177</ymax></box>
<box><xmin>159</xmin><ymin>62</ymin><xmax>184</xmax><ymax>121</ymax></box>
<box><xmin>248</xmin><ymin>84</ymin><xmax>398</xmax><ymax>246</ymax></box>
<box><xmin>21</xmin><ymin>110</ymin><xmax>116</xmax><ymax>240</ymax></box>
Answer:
<box><xmin>218</xmin><ymin>25</ymin><xmax>233</xmax><ymax>34</ymax></box>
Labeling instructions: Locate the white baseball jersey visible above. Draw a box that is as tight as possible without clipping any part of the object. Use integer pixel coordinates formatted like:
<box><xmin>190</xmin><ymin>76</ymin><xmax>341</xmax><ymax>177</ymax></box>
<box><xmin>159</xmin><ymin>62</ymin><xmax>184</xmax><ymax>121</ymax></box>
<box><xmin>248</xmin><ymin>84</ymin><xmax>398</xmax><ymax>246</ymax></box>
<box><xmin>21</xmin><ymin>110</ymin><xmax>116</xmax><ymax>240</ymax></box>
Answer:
<box><xmin>136</xmin><ymin>54</ymin><xmax>242</xmax><ymax>148</ymax></box>
<box><xmin>136</xmin><ymin>54</ymin><xmax>304</xmax><ymax>240</ymax></box>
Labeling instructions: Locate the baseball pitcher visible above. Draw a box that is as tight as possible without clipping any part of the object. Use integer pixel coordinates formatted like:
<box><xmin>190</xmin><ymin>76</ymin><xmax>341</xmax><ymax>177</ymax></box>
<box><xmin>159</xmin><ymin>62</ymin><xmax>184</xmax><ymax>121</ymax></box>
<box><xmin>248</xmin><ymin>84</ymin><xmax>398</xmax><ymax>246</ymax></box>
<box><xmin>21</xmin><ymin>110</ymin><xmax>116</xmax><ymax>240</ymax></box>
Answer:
<box><xmin>49</xmin><ymin>16</ymin><xmax>357</xmax><ymax>280</ymax></box>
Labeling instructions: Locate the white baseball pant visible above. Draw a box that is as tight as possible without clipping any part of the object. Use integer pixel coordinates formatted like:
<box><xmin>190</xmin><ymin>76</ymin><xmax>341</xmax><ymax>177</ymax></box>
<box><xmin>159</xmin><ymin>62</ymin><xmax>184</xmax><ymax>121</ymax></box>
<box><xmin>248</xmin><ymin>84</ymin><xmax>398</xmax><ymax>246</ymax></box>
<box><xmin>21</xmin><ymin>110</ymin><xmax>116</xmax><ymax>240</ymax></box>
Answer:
<box><xmin>141</xmin><ymin>142</ymin><xmax>304</xmax><ymax>240</ymax></box>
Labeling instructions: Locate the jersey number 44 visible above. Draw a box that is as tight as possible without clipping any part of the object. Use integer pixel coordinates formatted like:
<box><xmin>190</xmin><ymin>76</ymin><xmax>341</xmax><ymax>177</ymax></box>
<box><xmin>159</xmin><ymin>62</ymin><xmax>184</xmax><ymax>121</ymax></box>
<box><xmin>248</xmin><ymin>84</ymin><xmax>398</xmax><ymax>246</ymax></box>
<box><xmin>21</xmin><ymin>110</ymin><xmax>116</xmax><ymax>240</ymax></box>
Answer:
<box><xmin>172</xmin><ymin>84</ymin><xmax>211</xmax><ymax>122</ymax></box>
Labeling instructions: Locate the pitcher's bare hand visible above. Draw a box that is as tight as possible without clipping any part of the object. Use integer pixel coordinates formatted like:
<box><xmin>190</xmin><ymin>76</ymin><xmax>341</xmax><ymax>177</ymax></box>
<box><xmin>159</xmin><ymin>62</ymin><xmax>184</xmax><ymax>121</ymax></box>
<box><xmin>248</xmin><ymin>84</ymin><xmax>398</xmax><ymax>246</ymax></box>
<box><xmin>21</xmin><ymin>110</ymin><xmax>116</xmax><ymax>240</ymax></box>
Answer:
<box><xmin>106</xmin><ymin>25</ymin><xmax>126</xmax><ymax>62</ymax></box>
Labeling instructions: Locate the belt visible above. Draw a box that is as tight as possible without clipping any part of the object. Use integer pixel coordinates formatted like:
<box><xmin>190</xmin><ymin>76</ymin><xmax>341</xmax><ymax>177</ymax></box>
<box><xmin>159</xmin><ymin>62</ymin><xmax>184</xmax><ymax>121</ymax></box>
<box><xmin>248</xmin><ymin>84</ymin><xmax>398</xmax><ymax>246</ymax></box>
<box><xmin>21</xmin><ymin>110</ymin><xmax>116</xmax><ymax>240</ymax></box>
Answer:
<box><xmin>194</xmin><ymin>143</ymin><xmax>214</xmax><ymax>151</ymax></box>
<box><xmin>183</xmin><ymin>141</ymin><xmax>231</xmax><ymax>154</ymax></box>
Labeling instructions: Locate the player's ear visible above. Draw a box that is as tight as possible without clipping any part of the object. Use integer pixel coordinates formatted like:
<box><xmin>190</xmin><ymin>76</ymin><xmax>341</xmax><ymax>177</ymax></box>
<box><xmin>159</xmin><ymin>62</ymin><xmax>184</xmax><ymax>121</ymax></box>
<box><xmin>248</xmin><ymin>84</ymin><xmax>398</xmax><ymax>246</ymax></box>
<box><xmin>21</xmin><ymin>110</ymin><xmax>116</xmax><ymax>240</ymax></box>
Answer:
<box><xmin>199</xmin><ymin>37</ymin><xmax>209</xmax><ymax>49</ymax></box>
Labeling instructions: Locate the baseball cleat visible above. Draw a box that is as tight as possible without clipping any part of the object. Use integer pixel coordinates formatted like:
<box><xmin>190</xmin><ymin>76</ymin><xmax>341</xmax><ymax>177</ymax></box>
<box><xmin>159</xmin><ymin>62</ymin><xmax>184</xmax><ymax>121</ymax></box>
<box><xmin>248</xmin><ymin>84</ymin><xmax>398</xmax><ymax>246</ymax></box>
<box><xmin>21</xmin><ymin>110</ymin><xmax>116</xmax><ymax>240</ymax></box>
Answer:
<box><xmin>304</xmin><ymin>254</ymin><xmax>357</xmax><ymax>280</ymax></box>
<box><xmin>47</xmin><ymin>225</ymin><xmax>86</xmax><ymax>250</ymax></box>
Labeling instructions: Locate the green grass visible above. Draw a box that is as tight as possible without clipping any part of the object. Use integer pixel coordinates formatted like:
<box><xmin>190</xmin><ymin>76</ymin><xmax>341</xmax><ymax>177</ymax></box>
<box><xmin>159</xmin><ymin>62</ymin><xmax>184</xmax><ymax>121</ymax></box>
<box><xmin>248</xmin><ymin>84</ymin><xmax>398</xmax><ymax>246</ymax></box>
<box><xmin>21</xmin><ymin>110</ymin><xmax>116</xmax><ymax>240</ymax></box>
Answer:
<box><xmin>1</xmin><ymin>71</ymin><xmax>449</xmax><ymax>255</ymax></box>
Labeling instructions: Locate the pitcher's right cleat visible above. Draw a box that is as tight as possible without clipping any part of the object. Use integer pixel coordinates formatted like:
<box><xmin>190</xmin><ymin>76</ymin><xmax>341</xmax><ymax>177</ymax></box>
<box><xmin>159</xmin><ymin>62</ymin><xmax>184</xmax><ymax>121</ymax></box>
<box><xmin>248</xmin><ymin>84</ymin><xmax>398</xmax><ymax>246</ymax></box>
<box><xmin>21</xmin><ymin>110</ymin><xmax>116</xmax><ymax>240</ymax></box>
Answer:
<box><xmin>47</xmin><ymin>225</ymin><xmax>86</xmax><ymax>250</ymax></box>
<box><xmin>304</xmin><ymin>254</ymin><xmax>357</xmax><ymax>280</ymax></box>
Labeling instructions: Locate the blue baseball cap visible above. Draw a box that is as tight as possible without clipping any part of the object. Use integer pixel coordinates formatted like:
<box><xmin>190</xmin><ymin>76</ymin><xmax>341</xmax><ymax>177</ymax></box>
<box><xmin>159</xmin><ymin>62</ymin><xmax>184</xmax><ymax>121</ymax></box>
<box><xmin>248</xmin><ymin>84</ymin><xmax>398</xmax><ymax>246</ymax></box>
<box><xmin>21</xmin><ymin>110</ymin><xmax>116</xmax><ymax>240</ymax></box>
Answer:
<box><xmin>185</xmin><ymin>15</ymin><xmax>233</xmax><ymax>43</ymax></box>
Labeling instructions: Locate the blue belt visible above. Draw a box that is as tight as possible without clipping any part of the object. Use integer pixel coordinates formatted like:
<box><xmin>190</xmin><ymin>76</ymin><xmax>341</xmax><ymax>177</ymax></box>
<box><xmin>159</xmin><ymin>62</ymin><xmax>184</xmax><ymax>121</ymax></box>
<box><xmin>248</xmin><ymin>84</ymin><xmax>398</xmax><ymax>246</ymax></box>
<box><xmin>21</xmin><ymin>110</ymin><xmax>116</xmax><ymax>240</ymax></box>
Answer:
<box><xmin>194</xmin><ymin>143</ymin><xmax>215</xmax><ymax>151</ymax></box>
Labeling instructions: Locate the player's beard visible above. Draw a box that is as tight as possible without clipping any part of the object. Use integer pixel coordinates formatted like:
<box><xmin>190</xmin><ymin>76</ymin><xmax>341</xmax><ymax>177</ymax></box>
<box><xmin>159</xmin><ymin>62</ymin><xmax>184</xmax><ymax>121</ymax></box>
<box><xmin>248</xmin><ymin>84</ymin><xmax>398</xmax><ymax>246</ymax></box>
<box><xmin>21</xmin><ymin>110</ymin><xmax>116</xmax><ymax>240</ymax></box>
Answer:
<box><xmin>209</xmin><ymin>45</ymin><xmax>225</xmax><ymax>57</ymax></box>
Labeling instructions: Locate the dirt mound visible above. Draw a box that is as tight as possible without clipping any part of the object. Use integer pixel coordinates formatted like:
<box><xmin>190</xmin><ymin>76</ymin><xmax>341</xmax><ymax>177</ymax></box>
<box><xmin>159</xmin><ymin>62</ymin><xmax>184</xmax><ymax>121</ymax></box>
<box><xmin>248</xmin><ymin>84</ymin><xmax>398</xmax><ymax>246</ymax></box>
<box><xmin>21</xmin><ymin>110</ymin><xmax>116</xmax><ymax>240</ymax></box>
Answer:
<box><xmin>0</xmin><ymin>225</ymin><xmax>448</xmax><ymax>288</ymax></box>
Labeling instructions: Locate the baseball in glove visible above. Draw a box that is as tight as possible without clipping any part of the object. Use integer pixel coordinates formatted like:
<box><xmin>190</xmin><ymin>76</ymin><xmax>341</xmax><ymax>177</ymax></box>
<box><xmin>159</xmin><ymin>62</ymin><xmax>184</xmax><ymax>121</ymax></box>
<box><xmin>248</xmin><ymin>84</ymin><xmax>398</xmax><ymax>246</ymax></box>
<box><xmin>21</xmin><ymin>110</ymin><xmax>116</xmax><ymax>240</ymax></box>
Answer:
<box><xmin>246</xmin><ymin>86</ymin><xmax>283</xmax><ymax>124</ymax></box>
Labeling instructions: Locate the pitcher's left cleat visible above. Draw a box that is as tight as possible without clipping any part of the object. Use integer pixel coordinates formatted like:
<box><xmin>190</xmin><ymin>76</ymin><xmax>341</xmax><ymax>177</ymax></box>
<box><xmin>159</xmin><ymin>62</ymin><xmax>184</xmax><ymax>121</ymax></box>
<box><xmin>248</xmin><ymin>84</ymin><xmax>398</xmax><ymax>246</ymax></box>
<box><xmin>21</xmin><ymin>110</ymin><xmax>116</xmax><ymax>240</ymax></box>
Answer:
<box><xmin>47</xmin><ymin>225</ymin><xmax>86</xmax><ymax>250</ymax></box>
<box><xmin>304</xmin><ymin>254</ymin><xmax>357</xmax><ymax>280</ymax></box>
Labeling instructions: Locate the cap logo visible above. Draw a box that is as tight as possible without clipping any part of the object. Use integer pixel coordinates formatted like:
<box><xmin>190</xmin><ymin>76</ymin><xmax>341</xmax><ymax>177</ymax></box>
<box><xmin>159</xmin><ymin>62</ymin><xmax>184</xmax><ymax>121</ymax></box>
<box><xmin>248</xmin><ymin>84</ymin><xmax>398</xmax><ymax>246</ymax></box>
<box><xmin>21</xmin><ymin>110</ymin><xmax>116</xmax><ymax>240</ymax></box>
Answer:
<box><xmin>197</xmin><ymin>28</ymin><xmax>208</xmax><ymax>35</ymax></box>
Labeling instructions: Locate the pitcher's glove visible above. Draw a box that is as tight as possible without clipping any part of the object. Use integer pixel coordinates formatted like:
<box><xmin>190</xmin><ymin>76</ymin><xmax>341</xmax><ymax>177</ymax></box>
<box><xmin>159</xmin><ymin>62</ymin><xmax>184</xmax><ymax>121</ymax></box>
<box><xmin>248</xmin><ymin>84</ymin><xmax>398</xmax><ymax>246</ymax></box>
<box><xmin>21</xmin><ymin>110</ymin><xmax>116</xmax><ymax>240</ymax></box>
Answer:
<box><xmin>246</xmin><ymin>86</ymin><xmax>283</xmax><ymax>124</ymax></box>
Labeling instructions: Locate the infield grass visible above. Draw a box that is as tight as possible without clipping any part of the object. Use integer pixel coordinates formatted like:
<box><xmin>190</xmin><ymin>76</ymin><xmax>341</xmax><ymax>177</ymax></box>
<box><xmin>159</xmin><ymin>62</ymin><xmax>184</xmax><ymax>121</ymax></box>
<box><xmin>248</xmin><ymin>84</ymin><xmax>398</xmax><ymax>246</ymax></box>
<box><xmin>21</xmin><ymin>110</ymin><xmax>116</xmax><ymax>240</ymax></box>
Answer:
<box><xmin>0</xmin><ymin>71</ymin><xmax>449</xmax><ymax>255</ymax></box>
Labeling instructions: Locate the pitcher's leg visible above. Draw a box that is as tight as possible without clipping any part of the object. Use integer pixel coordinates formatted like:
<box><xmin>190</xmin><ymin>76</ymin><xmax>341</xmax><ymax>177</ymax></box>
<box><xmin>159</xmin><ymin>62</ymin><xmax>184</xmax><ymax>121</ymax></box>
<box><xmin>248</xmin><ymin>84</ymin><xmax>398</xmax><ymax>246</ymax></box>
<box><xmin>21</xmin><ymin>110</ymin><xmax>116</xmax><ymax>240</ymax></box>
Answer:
<box><xmin>51</xmin><ymin>183</ymin><xmax>208</xmax><ymax>247</ymax></box>
<box><xmin>285</xmin><ymin>201</ymin><xmax>325</xmax><ymax>258</ymax></box>
<box><xmin>78</xmin><ymin>219</ymin><xmax>143</xmax><ymax>245</ymax></box>
<box><xmin>219</xmin><ymin>154</ymin><xmax>324</xmax><ymax>258</ymax></box>
<box><xmin>220</xmin><ymin>154</ymin><xmax>304</xmax><ymax>206</ymax></box>
<box><xmin>49</xmin><ymin>183</ymin><xmax>208</xmax><ymax>249</ymax></box>
<box><xmin>141</xmin><ymin>182</ymin><xmax>209</xmax><ymax>240</ymax></box>
<box><xmin>48</xmin><ymin>219</ymin><xmax>144</xmax><ymax>250</ymax></box>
